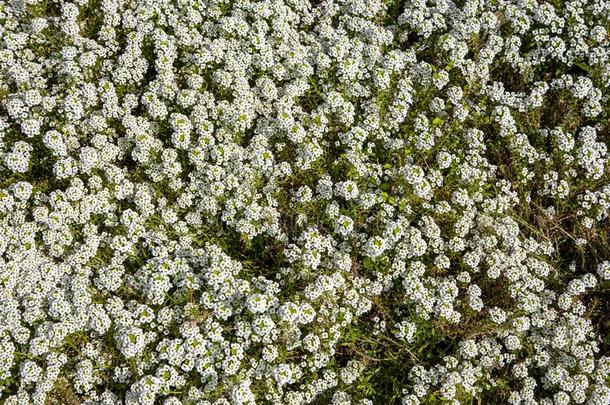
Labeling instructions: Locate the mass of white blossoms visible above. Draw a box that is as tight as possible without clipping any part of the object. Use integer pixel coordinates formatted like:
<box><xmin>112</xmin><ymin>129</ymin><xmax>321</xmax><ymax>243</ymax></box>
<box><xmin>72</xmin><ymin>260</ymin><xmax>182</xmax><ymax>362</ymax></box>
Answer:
<box><xmin>0</xmin><ymin>0</ymin><xmax>609</xmax><ymax>404</ymax></box>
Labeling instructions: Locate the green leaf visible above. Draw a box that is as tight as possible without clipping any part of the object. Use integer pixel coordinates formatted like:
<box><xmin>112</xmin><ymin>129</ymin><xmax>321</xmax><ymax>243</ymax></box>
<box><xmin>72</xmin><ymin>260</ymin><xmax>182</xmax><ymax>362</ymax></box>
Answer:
<box><xmin>573</xmin><ymin>60</ymin><xmax>590</xmax><ymax>73</ymax></box>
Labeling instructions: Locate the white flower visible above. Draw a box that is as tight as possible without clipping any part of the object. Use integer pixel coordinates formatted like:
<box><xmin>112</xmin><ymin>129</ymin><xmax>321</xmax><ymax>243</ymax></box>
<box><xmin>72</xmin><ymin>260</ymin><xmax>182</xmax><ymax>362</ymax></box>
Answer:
<box><xmin>231</xmin><ymin>380</ymin><xmax>256</xmax><ymax>404</ymax></box>
<box><xmin>364</xmin><ymin>236</ymin><xmax>388</xmax><ymax>259</ymax></box>
<box><xmin>335</xmin><ymin>215</ymin><xmax>354</xmax><ymax>237</ymax></box>
<box><xmin>273</xmin><ymin>364</ymin><xmax>295</xmax><ymax>387</ymax></box>
<box><xmin>19</xmin><ymin>360</ymin><xmax>42</xmax><ymax>384</ymax></box>
<box><xmin>115</xmin><ymin>327</ymin><xmax>146</xmax><ymax>358</ymax></box>
<box><xmin>335</xmin><ymin>181</ymin><xmax>360</xmax><ymax>200</ymax></box>
<box><xmin>597</xmin><ymin>261</ymin><xmax>610</xmax><ymax>280</ymax></box>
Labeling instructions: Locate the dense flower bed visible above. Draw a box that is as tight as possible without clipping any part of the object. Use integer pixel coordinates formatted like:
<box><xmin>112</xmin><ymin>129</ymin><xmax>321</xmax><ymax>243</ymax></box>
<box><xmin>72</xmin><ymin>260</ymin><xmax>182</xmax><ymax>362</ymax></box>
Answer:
<box><xmin>0</xmin><ymin>0</ymin><xmax>609</xmax><ymax>404</ymax></box>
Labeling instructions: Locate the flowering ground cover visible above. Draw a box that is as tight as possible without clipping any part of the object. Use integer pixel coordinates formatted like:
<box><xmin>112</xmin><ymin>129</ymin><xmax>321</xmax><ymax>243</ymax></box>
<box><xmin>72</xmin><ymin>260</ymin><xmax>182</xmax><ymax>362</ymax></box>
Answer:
<box><xmin>1</xmin><ymin>0</ymin><xmax>610</xmax><ymax>404</ymax></box>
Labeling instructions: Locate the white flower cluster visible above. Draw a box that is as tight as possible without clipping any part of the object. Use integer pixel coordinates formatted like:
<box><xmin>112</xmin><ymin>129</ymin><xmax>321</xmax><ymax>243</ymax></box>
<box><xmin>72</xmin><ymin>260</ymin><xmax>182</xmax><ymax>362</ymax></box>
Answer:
<box><xmin>0</xmin><ymin>0</ymin><xmax>609</xmax><ymax>404</ymax></box>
